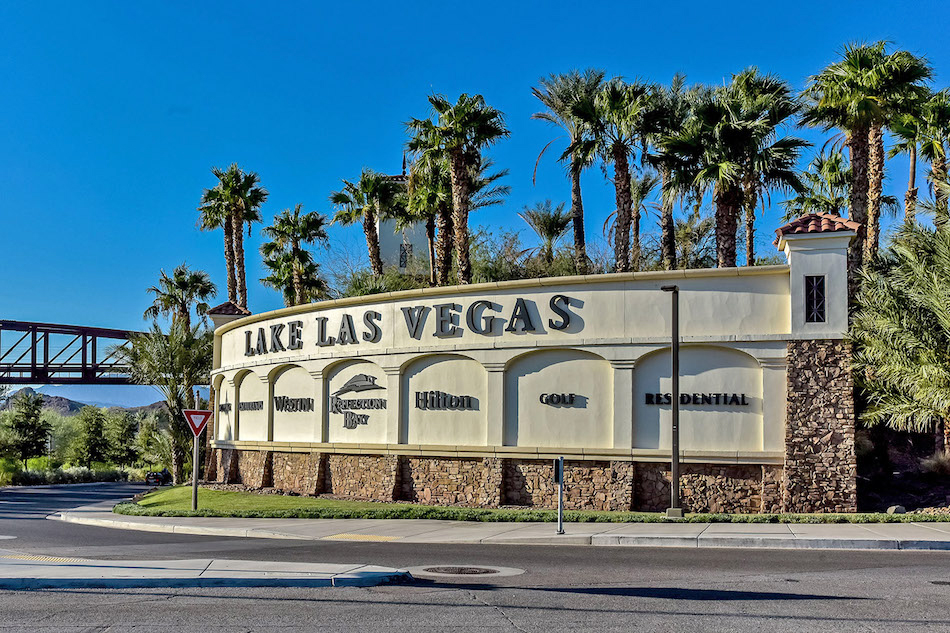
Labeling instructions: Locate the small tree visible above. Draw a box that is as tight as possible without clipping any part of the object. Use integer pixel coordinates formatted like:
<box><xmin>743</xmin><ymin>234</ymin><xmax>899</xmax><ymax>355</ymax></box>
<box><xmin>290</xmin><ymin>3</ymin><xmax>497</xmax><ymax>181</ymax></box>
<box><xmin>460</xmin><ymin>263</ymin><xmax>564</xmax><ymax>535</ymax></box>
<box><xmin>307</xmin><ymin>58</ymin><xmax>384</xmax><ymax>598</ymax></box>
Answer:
<box><xmin>3</xmin><ymin>390</ymin><xmax>51</xmax><ymax>469</ymax></box>
<box><xmin>71</xmin><ymin>407</ymin><xmax>110</xmax><ymax>468</ymax></box>
<box><xmin>106</xmin><ymin>411</ymin><xmax>140</xmax><ymax>467</ymax></box>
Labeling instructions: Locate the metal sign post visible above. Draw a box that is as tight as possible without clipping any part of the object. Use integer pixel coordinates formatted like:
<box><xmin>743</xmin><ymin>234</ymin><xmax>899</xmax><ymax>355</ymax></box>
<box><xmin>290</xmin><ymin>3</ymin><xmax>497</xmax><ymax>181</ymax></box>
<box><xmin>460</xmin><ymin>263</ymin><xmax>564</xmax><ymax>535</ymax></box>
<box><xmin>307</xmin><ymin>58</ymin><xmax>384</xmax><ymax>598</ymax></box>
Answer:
<box><xmin>183</xmin><ymin>410</ymin><xmax>213</xmax><ymax>512</ymax></box>
<box><xmin>555</xmin><ymin>456</ymin><xmax>565</xmax><ymax>535</ymax></box>
<box><xmin>661</xmin><ymin>285</ymin><xmax>683</xmax><ymax>519</ymax></box>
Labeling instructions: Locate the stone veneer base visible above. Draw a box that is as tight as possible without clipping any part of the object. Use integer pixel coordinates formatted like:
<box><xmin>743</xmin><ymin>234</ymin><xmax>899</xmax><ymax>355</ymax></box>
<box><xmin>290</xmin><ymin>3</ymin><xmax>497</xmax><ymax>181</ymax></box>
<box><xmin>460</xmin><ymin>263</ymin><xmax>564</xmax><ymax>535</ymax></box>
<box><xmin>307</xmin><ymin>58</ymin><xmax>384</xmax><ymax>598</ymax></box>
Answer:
<box><xmin>211</xmin><ymin>448</ymin><xmax>791</xmax><ymax>513</ymax></box>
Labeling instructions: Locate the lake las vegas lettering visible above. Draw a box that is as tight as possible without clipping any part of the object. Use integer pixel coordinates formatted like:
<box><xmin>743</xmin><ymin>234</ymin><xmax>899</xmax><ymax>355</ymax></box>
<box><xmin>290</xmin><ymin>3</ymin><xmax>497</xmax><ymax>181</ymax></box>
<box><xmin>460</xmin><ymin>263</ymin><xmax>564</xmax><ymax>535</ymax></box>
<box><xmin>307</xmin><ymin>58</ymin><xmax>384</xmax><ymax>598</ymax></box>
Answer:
<box><xmin>244</xmin><ymin>295</ymin><xmax>579</xmax><ymax>356</ymax></box>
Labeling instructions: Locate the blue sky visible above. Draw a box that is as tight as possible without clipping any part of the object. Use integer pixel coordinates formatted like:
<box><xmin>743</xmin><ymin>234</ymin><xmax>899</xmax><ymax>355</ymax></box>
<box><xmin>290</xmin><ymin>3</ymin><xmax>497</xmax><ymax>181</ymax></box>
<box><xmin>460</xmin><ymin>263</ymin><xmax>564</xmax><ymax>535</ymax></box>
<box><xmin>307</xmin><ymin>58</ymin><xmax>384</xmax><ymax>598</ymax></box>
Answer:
<box><xmin>1</xmin><ymin>0</ymin><xmax>946</xmax><ymax>337</ymax></box>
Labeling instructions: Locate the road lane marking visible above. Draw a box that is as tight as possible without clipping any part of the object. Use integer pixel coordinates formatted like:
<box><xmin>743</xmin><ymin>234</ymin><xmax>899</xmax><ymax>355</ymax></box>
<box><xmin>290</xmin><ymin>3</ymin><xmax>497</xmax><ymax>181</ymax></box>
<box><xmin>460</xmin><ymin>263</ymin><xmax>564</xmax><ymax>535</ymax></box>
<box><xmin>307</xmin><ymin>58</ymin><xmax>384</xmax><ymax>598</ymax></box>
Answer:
<box><xmin>0</xmin><ymin>554</ymin><xmax>90</xmax><ymax>563</ymax></box>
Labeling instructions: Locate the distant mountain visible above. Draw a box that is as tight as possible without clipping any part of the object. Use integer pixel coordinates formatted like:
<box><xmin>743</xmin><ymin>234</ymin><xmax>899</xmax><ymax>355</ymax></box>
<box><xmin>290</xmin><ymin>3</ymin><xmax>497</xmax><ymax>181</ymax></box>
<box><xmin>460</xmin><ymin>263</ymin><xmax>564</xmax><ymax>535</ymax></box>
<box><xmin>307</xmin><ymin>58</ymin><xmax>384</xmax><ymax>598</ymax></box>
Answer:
<box><xmin>2</xmin><ymin>387</ymin><xmax>167</xmax><ymax>417</ymax></box>
<box><xmin>2</xmin><ymin>387</ymin><xmax>87</xmax><ymax>416</ymax></box>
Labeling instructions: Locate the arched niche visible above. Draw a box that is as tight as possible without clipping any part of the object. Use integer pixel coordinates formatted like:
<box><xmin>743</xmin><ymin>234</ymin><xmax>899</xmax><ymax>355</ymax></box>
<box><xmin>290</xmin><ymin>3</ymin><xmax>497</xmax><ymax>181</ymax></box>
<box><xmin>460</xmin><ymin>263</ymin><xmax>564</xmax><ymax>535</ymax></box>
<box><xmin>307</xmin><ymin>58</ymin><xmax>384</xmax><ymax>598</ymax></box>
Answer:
<box><xmin>235</xmin><ymin>370</ymin><xmax>267</xmax><ymax>441</ymax></box>
<box><xmin>214</xmin><ymin>374</ymin><xmax>234</xmax><ymax>441</ymax></box>
<box><xmin>632</xmin><ymin>345</ymin><xmax>764</xmax><ymax>451</ymax></box>
<box><xmin>325</xmin><ymin>359</ymin><xmax>387</xmax><ymax>444</ymax></box>
<box><xmin>401</xmin><ymin>354</ymin><xmax>487</xmax><ymax>446</ymax></box>
<box><xmin>270</xmin><ymin>364</ymin><xmax>316</xmax><ymax>442</ymax></box>
<box><xmin>504</xmin><ymin>349</ymin><xmax>612</xmax><ymax>448</ymax></box>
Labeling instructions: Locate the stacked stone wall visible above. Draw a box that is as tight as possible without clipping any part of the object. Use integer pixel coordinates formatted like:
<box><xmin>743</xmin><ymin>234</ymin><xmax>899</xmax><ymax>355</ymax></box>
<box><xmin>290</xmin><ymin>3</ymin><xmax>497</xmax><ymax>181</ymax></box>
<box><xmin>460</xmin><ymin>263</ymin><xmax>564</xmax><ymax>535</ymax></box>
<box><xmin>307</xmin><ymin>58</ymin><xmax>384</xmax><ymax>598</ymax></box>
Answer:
<box><xmin>271</xmin><ymin>452</ymin><xmax>324</xmax><ymax>495</ymax></box>
<box><xmin>398</xmin><ymin>457</ymin><xmax>501</xmax><ymax>506</ymax></box>
<box><xmin>783</xmin><ymin>340</ymin><xmax>857</xmax><ymax>512</ymax></box>
<box><xmin>324</xmin><ymin>454</ymin><xmax>399</xmax><ymax>500</ymax></box>
<box><xmin>635</xmin><ymin>463</ymin><xmax>763</xmax><ymax>513</ymax></box>
<box><xmin>502</xmin><ymin>459</ymin><xmax>634</xmax><ymax>511</ymax></box>
<box><xmin>232</xmin><ymin>450</ymin><xmax>272</xmax><ymax>488</ymax></box>
<box><xmin>207</xmin><ymin>449</ymin><xmax>801</xmax><ymax>514</ymax></box>
<box><xmin>761</xmin><ymin>465</ymin><xmax>784</xmax><ymax>513</ymax></box>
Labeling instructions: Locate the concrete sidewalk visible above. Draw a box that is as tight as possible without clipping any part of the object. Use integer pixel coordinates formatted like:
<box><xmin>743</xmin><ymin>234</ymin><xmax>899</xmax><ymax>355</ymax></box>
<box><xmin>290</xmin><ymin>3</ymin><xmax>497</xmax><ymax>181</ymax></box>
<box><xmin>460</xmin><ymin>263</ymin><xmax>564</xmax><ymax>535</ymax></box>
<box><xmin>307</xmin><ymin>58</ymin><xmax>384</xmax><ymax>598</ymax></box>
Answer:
<box><xmin>0</xmin><ymin>550</ymin><xmax>410</xmax><ymax>589</ymax></box>
<box><xmin>52</xmin><ymin>502</ymin><xmax>950</xmax><ymax>551</ymax></box>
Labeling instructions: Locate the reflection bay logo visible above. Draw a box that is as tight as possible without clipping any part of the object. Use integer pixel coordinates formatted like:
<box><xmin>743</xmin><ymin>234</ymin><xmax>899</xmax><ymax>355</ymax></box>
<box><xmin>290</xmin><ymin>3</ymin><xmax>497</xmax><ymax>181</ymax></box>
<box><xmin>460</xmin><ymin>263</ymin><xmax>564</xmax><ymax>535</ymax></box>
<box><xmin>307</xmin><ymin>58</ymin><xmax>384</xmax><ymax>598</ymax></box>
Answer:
<box><xmin>333</xmin><ymin>374</ymin><xmax>384</xmax><ymax>396</ymax></box>
<box><xmin>330</xmin><ymin>374</ymin><xmax>387</xmax><ymax>430</ymax></box>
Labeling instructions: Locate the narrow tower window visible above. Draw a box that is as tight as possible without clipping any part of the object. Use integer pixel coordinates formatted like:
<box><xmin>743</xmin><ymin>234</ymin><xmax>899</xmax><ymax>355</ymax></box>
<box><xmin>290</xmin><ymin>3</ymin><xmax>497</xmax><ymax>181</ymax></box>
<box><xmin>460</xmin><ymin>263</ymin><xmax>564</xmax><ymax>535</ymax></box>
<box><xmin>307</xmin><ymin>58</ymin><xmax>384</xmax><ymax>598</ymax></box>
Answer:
<box><xmin>805</xmin><ymin>275</ymin><xmax>826</xmax><ymax>323</ymax></box>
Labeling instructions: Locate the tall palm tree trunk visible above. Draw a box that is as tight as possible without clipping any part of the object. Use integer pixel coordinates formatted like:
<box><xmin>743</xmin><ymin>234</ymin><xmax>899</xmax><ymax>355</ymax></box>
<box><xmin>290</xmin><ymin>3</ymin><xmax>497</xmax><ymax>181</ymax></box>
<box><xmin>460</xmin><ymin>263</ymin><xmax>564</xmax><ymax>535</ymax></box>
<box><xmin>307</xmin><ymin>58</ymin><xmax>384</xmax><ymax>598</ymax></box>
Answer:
<box><xmin>292</xmin><ymin>267</ymin><xmax>304</xmax><ymax>306</ymax></box>
<box><xmin>743</xmin><ymin>179</ymin><xmax>757</xmax><ymax>267</ymax></box>
<box><xmin>847</xmin><ymin>126</ymin><xmax>871</xmax><ymax>291</ymax></box>
<box><xmin>425</xmin><ymin>216</ymin><xmax>436</xmax><ymax>286</ymax></box>
<box><xmin>715</xmin><ymin>186</ymin><xmax>742</xmax><ymax>268</ymax></box>
<box><xmin>612</xmin><ymin>144</ymin><xmax>633</xmax><ymax>273</ymax></box>
<box><xmin>363</xmin><ymin>209</ymin><xmax>383</xmax><ymax>276</ymax></box>
<box><xmin>435</xmin><ymin>202</ymin><xmax>453</xmax><ymax>286</ymax></box>
<box><xmin>934</xmin><ymin>153</ymin><xmax>949</xmax><ymax>228</ymax></box>
<box><xmin>231</xmin><ymin>209</ymin><xmax>248</xmax><ymax>308</ymax></box>
<box><xmin>660</xmin><ymin>167</ymin><xmax>676</xmax><ymax>270</ymax></box>
<box><xmin>866</xmin><ymin>125</ymin><xmax>886</xmax><ymax>259</ymax></box>
<box><xmin>905</xmin><ymin>144</ymin><xmax>918</xmax><ymax>223</ymax></box>
<box><xmin>448</xmin><ymin>151</ymin><xmax>473</xmax><ymax>284</ymax></box>
<box><xmin>631</xmin><ymin>203</ymin><xmax>641</xmax><ymax>271</ymax></box>
<box><xmin>569</xmin><ymin>159</ymin><xmax>588</xmax><ymax>274</ymax></box>
<box><xmin>223</xmin><ymin>220</ymin><xmax>237</xmax><ymax>303</ymax></box>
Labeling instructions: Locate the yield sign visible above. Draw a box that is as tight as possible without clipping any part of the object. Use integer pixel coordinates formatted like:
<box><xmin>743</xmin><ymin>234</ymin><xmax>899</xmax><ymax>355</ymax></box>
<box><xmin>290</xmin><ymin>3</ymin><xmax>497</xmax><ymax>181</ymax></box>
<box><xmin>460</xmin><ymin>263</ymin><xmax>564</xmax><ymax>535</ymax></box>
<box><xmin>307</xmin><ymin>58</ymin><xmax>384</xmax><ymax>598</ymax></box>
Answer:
<box><xmin>183</xmin><ymin>409</ymin><xmax>212</xmax><ymax>437</ymax></box>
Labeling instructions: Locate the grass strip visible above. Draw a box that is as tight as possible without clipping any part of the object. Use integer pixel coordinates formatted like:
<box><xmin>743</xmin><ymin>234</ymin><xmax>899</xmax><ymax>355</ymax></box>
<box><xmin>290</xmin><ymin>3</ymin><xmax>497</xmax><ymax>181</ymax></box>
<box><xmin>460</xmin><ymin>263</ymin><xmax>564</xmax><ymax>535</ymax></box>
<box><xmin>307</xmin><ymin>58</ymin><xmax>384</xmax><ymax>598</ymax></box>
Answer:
<box><xmin>112</xmin><ymin>486</ymin><xmax>950</xmax><ymax>524</ymax></box>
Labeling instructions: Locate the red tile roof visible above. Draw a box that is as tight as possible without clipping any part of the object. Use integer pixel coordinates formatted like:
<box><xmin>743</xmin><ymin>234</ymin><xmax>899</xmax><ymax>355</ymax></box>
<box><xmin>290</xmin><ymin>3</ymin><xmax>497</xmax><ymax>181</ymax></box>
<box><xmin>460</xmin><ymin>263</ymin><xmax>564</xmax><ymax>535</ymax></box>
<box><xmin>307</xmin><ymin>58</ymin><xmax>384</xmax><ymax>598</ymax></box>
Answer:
<box><xmin>207</xmin><ymin>301</ymin><xmax>251</xmax><ymax>316</ymax></box>
<box><xmin>774</xmin><ymin>213</ymin><xmax>861</xmax><ymax>244</ymax></box>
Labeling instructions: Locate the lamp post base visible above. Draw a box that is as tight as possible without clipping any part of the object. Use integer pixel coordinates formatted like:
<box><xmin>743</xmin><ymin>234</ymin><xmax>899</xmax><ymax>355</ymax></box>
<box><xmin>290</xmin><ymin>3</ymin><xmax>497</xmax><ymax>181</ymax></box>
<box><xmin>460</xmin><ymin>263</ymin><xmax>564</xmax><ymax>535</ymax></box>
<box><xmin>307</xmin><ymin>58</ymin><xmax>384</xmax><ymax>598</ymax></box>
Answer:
<box><xmin>665</xmin><ymin>508</ymin><xmax>684</xmax><ymax>519</ymax></box>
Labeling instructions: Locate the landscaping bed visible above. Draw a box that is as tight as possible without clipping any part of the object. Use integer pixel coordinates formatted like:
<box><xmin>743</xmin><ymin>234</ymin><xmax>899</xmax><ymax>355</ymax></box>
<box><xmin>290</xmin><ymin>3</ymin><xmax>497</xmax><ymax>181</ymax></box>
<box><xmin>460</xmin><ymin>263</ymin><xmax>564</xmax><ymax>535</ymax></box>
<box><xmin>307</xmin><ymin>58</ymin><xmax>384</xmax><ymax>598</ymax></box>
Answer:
<box><xmin>113</xmin><ymin>486</ymin><xmax>950</xmax><ymax>524</ymax></box>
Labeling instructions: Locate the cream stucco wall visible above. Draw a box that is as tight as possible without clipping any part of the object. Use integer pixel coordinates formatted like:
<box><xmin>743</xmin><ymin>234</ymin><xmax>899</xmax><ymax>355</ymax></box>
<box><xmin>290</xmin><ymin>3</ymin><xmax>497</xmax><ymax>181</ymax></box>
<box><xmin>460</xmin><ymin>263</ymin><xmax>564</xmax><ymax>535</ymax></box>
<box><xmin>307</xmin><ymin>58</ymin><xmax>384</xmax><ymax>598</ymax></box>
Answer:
<box><xmin>325</xmin><ymin>360</ymin><xmax>388</xmax><ymax>444</ymax></box>
<box><xmin>210</xmin><ymin>250</ymin><xmax>847</xmax><ymax>463</ymax></box>
<box><xmin>401</xmin><ymin>355</ymin><xmax>487</xmax><ymax>446</ymax></box>
<box><xmin>271</xmin><ymin>365</ymin><xmax>316</xmax><ymax>442</ymax></box>
<box><xmin>505</xmin><ymin>349</ymin><xmax>612</xmax><ymax>449</ymax></box>
<box><xmin>632</xmin><ymin>346</ymin><xmax>764</xmax><ymax>452</ymax></box>
<box><xmin>235</xmin><ymin>371</ymin><xmax>267</xmax><ymax>441</ymax></box>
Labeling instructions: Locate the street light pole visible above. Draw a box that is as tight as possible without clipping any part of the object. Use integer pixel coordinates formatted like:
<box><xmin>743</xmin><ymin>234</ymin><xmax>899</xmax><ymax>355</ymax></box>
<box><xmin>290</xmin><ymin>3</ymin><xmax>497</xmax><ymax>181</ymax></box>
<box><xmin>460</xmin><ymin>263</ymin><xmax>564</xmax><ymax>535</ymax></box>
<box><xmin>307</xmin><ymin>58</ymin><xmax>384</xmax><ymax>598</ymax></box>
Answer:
<box><xmin>661</xmin><ymin>285</ymin><xmax>682</xmax><ymax>519</ymax></box>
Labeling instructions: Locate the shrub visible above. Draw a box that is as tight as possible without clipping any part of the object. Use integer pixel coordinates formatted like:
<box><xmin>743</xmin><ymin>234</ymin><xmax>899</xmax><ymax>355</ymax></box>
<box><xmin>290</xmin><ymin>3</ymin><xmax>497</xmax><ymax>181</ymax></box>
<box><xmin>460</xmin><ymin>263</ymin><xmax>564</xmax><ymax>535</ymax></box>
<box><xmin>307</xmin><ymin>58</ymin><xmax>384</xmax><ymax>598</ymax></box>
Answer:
<box><xmin>921</xmin><ymin>451</ymin><xmax>950</xmax><ymax>475</ymax></box>
<box><xmin>8</xmin><ymin>467</ymin><xmax>141</xmax><ymax>486</ymax></box>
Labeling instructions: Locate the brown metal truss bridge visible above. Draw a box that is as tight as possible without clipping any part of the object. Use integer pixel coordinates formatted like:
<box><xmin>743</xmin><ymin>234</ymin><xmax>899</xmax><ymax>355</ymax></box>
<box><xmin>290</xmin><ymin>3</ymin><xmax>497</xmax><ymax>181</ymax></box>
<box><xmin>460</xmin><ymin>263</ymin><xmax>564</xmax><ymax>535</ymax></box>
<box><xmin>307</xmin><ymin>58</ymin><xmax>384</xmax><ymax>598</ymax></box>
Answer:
<box><xmin>0</xmin><ymin>321</ymin><xmax>144</xmax><ymax>385</ymax></box>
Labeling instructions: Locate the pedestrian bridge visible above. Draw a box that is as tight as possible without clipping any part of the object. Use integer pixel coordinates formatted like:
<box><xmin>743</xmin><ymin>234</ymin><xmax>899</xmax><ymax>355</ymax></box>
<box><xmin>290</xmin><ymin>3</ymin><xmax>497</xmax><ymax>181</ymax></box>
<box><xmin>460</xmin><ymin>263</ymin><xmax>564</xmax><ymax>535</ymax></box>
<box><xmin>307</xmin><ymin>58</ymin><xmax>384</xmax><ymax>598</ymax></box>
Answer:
<box><xmin>0</xmin><ymin>320</ymin><xmax>142</xmax><ymax>385</ymax></box>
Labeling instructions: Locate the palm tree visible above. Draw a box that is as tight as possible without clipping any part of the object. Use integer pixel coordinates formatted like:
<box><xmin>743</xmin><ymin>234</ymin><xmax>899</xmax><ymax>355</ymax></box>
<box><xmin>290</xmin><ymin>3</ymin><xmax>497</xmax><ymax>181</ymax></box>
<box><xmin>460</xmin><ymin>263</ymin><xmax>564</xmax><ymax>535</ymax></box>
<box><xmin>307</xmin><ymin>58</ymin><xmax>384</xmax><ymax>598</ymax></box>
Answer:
<box><xmin>803</xmin><ymin>42</ymin><xmax>931</xmax><ymax>270</ymax></box>
<box><xmin>730</xmin><ymin>68</ymin><xmax>807</xmax><ymax>266</ymax></box>
<box><xmin>887</xmin><ymin>89</ymin><xmax>944</xmax><ymax>223</ymax></box>
<box><xmin>405</xmin><ymin>156</ymin><xmax>449</xmax><ymax>285</ymax></box>
<box><xmin>663</xmin><ymin>76</ymin><xmax>804</xmax><ymax>268</ymax></box>
<box><xmin>644</xmin><ymin>75</ymin><xmax>691</xmax><ymax>270</ymax></box>
<box><xmin>781</xmin><ymin>150</ymin><xmax>852</xmax><ymax>219</ymax></box>
<box><xmin>603</xmin><ymin>173</ymin><xmax>660</xmax><ymax>270</ymax></box>
<box><xmin>572</xmin><ymin>78</ymin><xmax>652</xmax><ymax>272</ymax></box>
<box><xmin>197</xmin><ymin>192</ymin><xmax>236</xmax><ymax>303</ymax></box>
<box><xmin>330</xmin><ymin>169</ymin><xmax>402</xmax><ymax>277</ymax></box>
<box><xmin>406</xmin><ymin>94</ymin><xmax>510</xmax><ymax>284</ymax></box>
<box><xmin>519</xmin><ymin>200</ymin><xmax>572</xmax><ymax>264</ymax></box>
<box><xmin>909</xmin><ymin>90</ymin><xmax>950</xmax><ymax>225</ymax></box>
<box><xmin>143</xmin><ymin>264</ymin><xmax>217</xmax><ymax>331</ymax></box>
<box><xmin>199</xmin><ymin>164</ymin><xmax>268</xmax><ymax>308</ymax></box>
<box><xmin>260</xmin><ymin>251</ymin><xmax>330</xmax><ymax>307</ymax></box>
<box><xmin>116</xmin><ymin>322</ymin><xmax>213</xmax><ymax>483</ymax></box>
<box><xmin>532</xmin><ymin>69</ymin><xmax>605</xmax><ymax>274</ymax></box>
<box><xmin>260</xmin><ymin>204</ymin><xmax>329</xmax><ymax>305</ymax></box>
<box><xmin>852</xmin><ymin>223</ymin><xmax>950</xmax><ymax>455</ymax></box>
<box><xmin>675</xmin><ymin>207</ymin><xmax>717</xmax><ymax>269</ymax></box>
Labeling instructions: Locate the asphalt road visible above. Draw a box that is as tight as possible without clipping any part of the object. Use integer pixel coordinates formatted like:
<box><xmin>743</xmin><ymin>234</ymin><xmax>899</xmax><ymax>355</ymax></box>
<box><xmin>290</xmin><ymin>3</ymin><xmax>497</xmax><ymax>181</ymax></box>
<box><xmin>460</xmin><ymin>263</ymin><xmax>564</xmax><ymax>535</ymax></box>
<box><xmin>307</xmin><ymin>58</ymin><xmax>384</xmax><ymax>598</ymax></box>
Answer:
<box><xmin>2</xmin><ymin>482</ymin><xmax>950</xmax><ymax>632</ymax></box>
